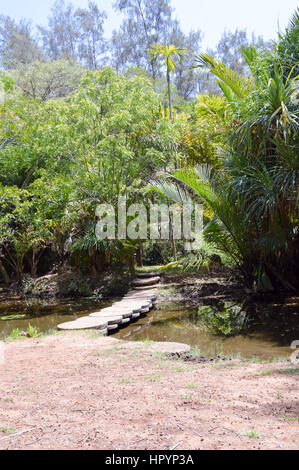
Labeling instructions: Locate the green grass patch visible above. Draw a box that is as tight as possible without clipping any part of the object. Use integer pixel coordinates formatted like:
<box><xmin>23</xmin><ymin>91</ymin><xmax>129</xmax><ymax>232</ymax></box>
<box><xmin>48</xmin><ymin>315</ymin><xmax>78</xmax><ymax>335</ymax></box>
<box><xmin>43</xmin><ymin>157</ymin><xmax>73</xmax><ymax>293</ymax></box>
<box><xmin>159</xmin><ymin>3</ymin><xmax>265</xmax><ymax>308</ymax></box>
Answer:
<box><xmin>179</xmin><ymin>394</ymin><xmax>192</xmax><ymax>401</ymax></box>
<box><xmin>279</xmin><ymin>416</ymin><xmax>299</xmax><ymax>422</ymax></box>
<box><xmin>0</xmin><ymin>427</ymin><xmax>17</xmax><ymax>434</ymax></box>
<box><xmin>260</xmin><ymin>368</ymin><xmax>299</xmax><ymax>375</ymax></box>
<box><xmin>174</xmin><ymin>366</ymin><xmax>185</xmax><ymax>372</ymax></box>
<box><xmin>148</xmin><ymin>374</ymin><xmax>161</xmax><ymax>381</ymax></box>
<box><xmin>5</xmin><ymin>329</ymin><xmax>23</xmax><ymax>341</ymax></box>
<box><xmin>215</xmin><ymin>362</ymin><xmax>241</xmax><ymax>369</ymax></box>
<box><xmin>245</xmin><ymin>431</ymin><xmax>262</xmax><ymax>439</ymax></box>
<box><xmin>118</xmin><ymin>355</ymin><xmax>128</xmax><ymax>362</ymax></box>
<box><xmin>185</xmin><ymin>383</ymin><xmax>200</xmax><ymax>390</ymax></box>
<box><xmin>152</xmin><ymin>351</ymin><xmax>168</xmax><ymax>361</ymax></box>
<box><xmin>140</xmin><ymin>339</ymin><xmax>155</xmax><ymax>347</ymax></box>
<box><xmin>17</xmin><ymin>389</ymin><xmax>30</xmax><ymax>395</ymax></box>
<box><xmin>118</xmin><ymin>378</ymin><xmax>131</xmax><ymax>384</ymax></box>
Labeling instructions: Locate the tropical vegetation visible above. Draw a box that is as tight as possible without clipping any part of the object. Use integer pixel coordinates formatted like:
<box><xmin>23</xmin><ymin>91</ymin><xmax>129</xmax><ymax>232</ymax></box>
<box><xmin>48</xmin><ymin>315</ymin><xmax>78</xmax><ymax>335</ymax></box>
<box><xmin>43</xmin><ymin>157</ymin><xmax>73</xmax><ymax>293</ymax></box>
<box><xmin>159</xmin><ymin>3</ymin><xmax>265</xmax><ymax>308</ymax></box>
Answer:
<box><xmin>0</xmin><ymin>2</ymin><xmax>298</xmax><ymax>303</ymax></box>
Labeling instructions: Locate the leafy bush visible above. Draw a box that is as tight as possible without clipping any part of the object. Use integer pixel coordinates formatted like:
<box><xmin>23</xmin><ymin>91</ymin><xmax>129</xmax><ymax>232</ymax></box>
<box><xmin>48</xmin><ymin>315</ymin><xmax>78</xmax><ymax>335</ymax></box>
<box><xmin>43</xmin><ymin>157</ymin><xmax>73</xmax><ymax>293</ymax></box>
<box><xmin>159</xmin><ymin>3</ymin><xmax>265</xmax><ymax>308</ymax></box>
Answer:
<box><xmin>197</xmin><ymin>302</ymin><xmax>247</xmax><ymax>336</ymax></box>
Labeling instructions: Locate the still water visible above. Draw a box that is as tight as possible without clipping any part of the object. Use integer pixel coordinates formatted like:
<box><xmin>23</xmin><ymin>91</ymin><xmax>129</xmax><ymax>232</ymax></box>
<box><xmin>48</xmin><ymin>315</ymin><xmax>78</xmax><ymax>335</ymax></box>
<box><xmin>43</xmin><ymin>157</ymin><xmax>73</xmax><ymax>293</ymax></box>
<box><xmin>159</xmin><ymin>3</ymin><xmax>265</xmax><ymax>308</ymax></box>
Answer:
<box><xmin>0</xmin><ymin>297</ymin><xmax>298</xmax><ymax>360</ymax></box>
<box><xmin>115</xmin><ymin>301</ymin><xmax>298</xmax><ymax>360</ymax></box>
<box><xmin>0</xmin><ymin>297</ymin><xmax>116</xmax><ymax>339</ymax></box>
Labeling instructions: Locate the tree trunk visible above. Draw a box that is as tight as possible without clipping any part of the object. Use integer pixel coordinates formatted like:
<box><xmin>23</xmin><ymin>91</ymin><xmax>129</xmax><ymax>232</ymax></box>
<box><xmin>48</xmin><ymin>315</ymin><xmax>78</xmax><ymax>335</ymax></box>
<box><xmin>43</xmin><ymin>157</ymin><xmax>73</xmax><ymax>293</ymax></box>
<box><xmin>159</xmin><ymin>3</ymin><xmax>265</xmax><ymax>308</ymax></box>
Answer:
<box><xmin>167</xmin><ymin>70</ymin><xmax>172</xmax><ymax>121</ymax></box>
<box><xmin>169</xmin><ymin>213</ymin><xmax>177</xmax><ymax>262</ymax></box>
<box><xmin>128</xmin><ymin>256</ymin><xmax>135</xmax><ymax>279</ymax></box>
<box><xmin>136</xmin><ymin>243</ymin><xmax>143</xmax><ymax>267</ymax></box>
<box><xmin>0</xmin><ymin>259</ymin><xmax>10</xmax><ymax>284</ymax></box>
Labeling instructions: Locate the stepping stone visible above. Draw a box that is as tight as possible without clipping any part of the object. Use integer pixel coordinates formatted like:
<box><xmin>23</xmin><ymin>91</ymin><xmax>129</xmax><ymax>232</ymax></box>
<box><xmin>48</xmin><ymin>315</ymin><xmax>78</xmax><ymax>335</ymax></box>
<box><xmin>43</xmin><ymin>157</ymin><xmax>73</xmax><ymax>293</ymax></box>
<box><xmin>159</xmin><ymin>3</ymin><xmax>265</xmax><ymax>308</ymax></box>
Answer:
<box><xmin>132</xmin><ymin>277</ymin><xmax>160</xmax><ymax>287</ymax></box>
<box><xmin>136</xmin><ymin>272</ymin><xmax>160</xmax><ymax>278</ymax></box>
<box><xmin>90</xmin><ymin>308</ymin><xmax>132</xmax><ymax>319</ymax></box>
<box><xmin>57</xmin><ymin>317</ymin><xmax>108</xmax><ymax>331</ymax></box>
<box><xmin>57</xmin><ymin>286</ymin><xmax>158</xmax><ymax>333</ymax></box>
<box><xmin>113</xmin><ymin>303</ymin><xmax>150</xmax><ymax>312</ymax></box>
<box><xmin>124</xmin><ymin>296</ymin><xmax>156</xmax><ymax>304</ymax></box>
<box><xmin>107</xmin><ymin>324</ymin><xmax>119</xmax><ymax>331</ymax></box>
<box><xmin>133</xmin><ymin>285</ymin><xmax>160</xmax><ymax>291</ymax></box>
<box><xmin>124</xmin><ymin>292</ymin><xmax>157</xmax><ymax>301</ymax></box>
<box><xmin>126</xmin><ymin>289</ymin><xmax>156</xmax><ymax>295</ymax></box>
<box><xmin>86</xmin><ymin>313</ymin><xmax>123</xmax><ymax>324</ymax></box>
<box><xmin>104</xmin><ymin>303</ymin><xmax>142</xmax><ymax>313</ymax></box>
<box><xmin>120</xmin><ymin>305</ymin><xmax>142</xmax><ymax>313</ymax></box>
<box><xmin>131</xmin><ymin>312</ymin><xmax>140</xmax><ymax>319</ymax></box>
<box><xmin>114</xmin><ymin>299</ymin><xmax>152</xmax><ymax>308</ymax></box>
<box><xmin>140</xmin><ymin>307</ymin><xmax>150</xmax><ymax>314</ymax></box>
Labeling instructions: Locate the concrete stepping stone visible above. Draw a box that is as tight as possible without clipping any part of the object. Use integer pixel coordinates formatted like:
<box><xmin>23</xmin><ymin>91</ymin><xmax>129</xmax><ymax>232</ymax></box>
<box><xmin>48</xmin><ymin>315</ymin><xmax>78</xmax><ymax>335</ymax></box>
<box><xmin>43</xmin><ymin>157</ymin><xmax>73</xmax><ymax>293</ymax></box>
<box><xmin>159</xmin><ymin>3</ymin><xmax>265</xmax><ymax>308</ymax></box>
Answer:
<box><xmin>117</xmin><ymin>303</ymin><xmax>152</xmax><ymax>312</ymax></box>
<box><xmin>90</xmin><ymin>308</ymin><xmax>133</xmax><ymax>319</ymax></box>
<box><xmin>57</xmin><ymin>317</ymin><xmax>108</xmax><ymax>330</ymax></box>
<box><xmin>140</xmin><ymin>307</ymin><xmax>150</xmax><ymax>314</ymax></box>
<box><xmin>133</xmin><ymin>285</ymin><xmax>160</xmax><ymax>291</ymax></box>
<box><xmin>124</xmin><ymin>297</ymin><xmax>156</xmax><ymax>305</ymax></box>
<box><xmin>122</xmin><ymin>305</ymin><xmax>142</xmax><ymax>313</ymax></box>
<box><xmin>132</xmin><ymin>276</ymin><xmax>160</xmax><ymax>287</ymax></box>
<box><xmin>107</xmin><ymin>324</ymin><xmax>119</xmax><ymax>331</ymax></box>
<box><xmin>103</xmin><ymin>303</ymin><xmax>142</xmax><ymax>314</ymax></box>
<box><xmin>131</xmin><ymin>312</ymin><xmax>140</xmax><ymax>319</ymax></box>
<box><xmin>57</xmin><ymin>285</ymin><xmax>158</xmax><ymax>332</ymax></box>
<box><xmin>85</xmin><ymin>312</ymin><xmax>123</xmax><ymax>324</ymax></box>
<box><xmin>126</xmin><ymin>289</ymin><xmax>156</xmax><ymax>295</ymax></box>
<box><xmin>124</xmin><ymin>292</ymin><xmax>157</xmax><ymax>301</ymax></box>
<box><xmin>114</xmin><ymin>299</ymin><xmax>152</xmax><ymax>308</ymax></box>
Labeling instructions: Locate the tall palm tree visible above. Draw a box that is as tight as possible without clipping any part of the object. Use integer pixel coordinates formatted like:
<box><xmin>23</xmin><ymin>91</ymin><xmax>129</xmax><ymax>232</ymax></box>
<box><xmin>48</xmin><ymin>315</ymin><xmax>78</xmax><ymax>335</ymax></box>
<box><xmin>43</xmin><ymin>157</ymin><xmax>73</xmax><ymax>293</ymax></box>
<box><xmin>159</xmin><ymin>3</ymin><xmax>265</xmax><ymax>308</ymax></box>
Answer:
<box><xmin>149</xmin><ymin>43</ymin><xmax>186</xmax><ymax>120</ymax></box>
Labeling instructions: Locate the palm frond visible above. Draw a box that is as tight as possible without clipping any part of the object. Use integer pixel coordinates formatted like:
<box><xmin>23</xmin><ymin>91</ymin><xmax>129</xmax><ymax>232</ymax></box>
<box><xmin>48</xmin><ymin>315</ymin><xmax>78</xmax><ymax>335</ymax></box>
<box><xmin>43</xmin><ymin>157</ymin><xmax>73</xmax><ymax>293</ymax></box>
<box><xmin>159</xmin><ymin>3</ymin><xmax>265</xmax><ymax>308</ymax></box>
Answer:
<box><xmin>288</xmin><ymin>7</ymin><xmax>299</xmax><ymax>30</ymax></box>
<box><xmin>193</xmin><ymin>53</ymin><xmax>253</xmax><ymax>99</ymax></box>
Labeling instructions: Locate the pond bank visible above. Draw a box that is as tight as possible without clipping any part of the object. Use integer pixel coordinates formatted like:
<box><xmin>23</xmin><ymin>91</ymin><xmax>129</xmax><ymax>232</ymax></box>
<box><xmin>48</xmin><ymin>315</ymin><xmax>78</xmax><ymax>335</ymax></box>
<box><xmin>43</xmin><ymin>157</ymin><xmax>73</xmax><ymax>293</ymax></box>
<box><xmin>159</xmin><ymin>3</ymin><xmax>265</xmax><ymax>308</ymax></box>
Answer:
<box><xmin>0</xmin><ymin>332</ymin><xmax>298</xmax><ymax>450</ymax></box>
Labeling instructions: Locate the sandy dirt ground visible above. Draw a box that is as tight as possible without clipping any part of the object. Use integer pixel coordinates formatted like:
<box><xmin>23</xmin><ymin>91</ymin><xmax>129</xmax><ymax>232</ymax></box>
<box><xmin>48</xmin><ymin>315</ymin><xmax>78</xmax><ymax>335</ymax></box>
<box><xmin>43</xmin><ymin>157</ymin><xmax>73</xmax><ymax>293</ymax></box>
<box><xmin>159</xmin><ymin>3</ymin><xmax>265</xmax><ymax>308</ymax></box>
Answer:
<box><xmin>0</xmin><ymin>331</ymin><xmax>298</xmax><ymax>450</ymax></box>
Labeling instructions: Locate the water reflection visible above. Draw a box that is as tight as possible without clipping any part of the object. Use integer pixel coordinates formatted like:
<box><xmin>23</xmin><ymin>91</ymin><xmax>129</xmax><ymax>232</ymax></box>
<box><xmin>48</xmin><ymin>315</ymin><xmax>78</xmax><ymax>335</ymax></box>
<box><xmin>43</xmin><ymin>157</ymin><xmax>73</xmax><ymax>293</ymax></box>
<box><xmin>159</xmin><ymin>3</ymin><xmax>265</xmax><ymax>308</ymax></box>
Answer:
<box><xmin>115</xmin><ymin>300</ymin><xmax>299</xmax><ymax>360</ymax></box>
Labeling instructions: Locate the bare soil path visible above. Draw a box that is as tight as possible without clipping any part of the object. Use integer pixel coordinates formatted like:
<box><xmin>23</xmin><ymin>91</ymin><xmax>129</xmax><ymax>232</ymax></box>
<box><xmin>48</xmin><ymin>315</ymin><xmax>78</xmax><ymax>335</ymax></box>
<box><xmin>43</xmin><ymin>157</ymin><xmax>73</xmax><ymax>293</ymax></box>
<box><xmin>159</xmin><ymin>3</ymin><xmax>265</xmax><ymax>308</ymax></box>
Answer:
<box><xmin>0</xmin><ymin>332</ymin><xmax>298</xmax><ymax>450</ymax></box>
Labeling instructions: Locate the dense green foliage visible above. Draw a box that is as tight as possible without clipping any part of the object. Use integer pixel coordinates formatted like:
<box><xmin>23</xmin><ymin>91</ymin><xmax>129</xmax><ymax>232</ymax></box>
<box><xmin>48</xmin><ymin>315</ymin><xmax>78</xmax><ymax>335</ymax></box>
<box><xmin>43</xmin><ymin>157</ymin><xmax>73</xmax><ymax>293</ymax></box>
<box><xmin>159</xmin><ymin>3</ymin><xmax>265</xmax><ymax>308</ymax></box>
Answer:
<box><xmin>0</xmin><ymin>66</ymin><xmax>195</xmax><ymax>281</ymax></box>
<box><xmin>151</xmin><ymin>12</ymin><xmax>299</xmax><ymax>292</ymax></box>
<box><xmin>0</xmin><ymin>7</ymin><xmax>298</xmax><ymax>300</ymax></box>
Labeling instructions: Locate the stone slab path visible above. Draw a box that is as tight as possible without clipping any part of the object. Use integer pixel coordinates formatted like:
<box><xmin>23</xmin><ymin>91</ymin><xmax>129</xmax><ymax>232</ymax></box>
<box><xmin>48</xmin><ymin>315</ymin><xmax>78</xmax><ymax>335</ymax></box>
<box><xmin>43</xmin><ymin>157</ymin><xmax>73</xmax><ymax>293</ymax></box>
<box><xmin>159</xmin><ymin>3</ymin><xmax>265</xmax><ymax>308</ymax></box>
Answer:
<box><xmin>57</xmin><ymin>273</ymin><xmax>161</xmax><ymax>334</ymax></box>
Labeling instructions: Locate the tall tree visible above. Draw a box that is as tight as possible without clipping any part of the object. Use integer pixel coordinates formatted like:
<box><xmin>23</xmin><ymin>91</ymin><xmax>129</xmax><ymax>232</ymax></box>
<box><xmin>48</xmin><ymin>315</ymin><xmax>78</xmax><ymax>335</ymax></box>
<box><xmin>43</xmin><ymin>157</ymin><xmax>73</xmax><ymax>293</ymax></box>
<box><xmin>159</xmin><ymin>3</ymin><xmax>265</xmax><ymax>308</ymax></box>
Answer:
<box><xmin>38</xmin><ymin>0</ymin><xmax>107</xmax><ymax>68</ymax></box>
<box><xmin>215</xmin><ymin>29</ymin><xmax>272</xmax><ymax>76</ymax></box>
<box><xmin>194</xmin><ymin>30</ymin><xmax>273</xmax><ymax>96</ymax></box>
<box><xmin>112</xmin><ymin>0</ymin><xmax>174</xmax><ymax>79</ymax></box>
<box><xmin>0</xmin><ymin>15</ymin><xmax>42</xmax><ymax>69</ymax></box>
<box><xmin>75</xmin><ymin>1</ymin><xmax>107</xmax><ymax>70</ymax></box>
<box><xmin>38</xmin><ymin>0</ymin><xmax>79</xmax><ymax>61</ymax></box>
<box><xmin>10</xmin><ymin>59</ymin><xmax>83</xmax><ymax>100</ymax></box>
<box><xmin>169</xmin><ymin>22</ymin><xmax>203</xmax><ymax>100</ymax></box>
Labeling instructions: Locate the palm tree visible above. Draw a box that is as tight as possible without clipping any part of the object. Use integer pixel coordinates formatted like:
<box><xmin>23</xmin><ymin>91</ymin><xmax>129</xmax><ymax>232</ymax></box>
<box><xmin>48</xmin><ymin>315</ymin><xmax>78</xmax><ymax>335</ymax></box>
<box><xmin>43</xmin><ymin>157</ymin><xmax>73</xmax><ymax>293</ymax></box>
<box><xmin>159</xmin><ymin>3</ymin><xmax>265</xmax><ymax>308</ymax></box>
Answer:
<box><xmin>149</xmin><ymin>43</ymin><xmax>186</xmax><ymax>120</ymax></box>
<box><xmin>149</xmin><ymin>13</ymin><xmax>299</xmax><ymax>292</ymax></box>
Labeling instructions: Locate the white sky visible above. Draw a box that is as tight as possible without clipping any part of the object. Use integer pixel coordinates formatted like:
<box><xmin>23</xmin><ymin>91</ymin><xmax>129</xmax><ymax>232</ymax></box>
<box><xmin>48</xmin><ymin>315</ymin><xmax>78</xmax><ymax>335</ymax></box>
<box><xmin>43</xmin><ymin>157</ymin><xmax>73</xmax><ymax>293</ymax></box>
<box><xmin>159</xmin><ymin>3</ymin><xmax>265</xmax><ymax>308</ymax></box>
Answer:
<box><xmin>0</xmin><ymin>0</ymin><xmax>298</xmax><ymax>49</ymax></box>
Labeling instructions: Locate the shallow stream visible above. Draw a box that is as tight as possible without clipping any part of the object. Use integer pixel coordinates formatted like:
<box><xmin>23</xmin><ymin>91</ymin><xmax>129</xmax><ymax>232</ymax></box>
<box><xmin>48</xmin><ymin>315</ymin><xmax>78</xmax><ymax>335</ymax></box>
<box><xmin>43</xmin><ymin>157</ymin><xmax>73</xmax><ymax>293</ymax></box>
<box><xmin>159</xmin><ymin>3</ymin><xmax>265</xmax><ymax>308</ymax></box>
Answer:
<box><xmin>0</xmin><ymin>295</ymin><xmax>298</xmax><ymax>360</ymax></box>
